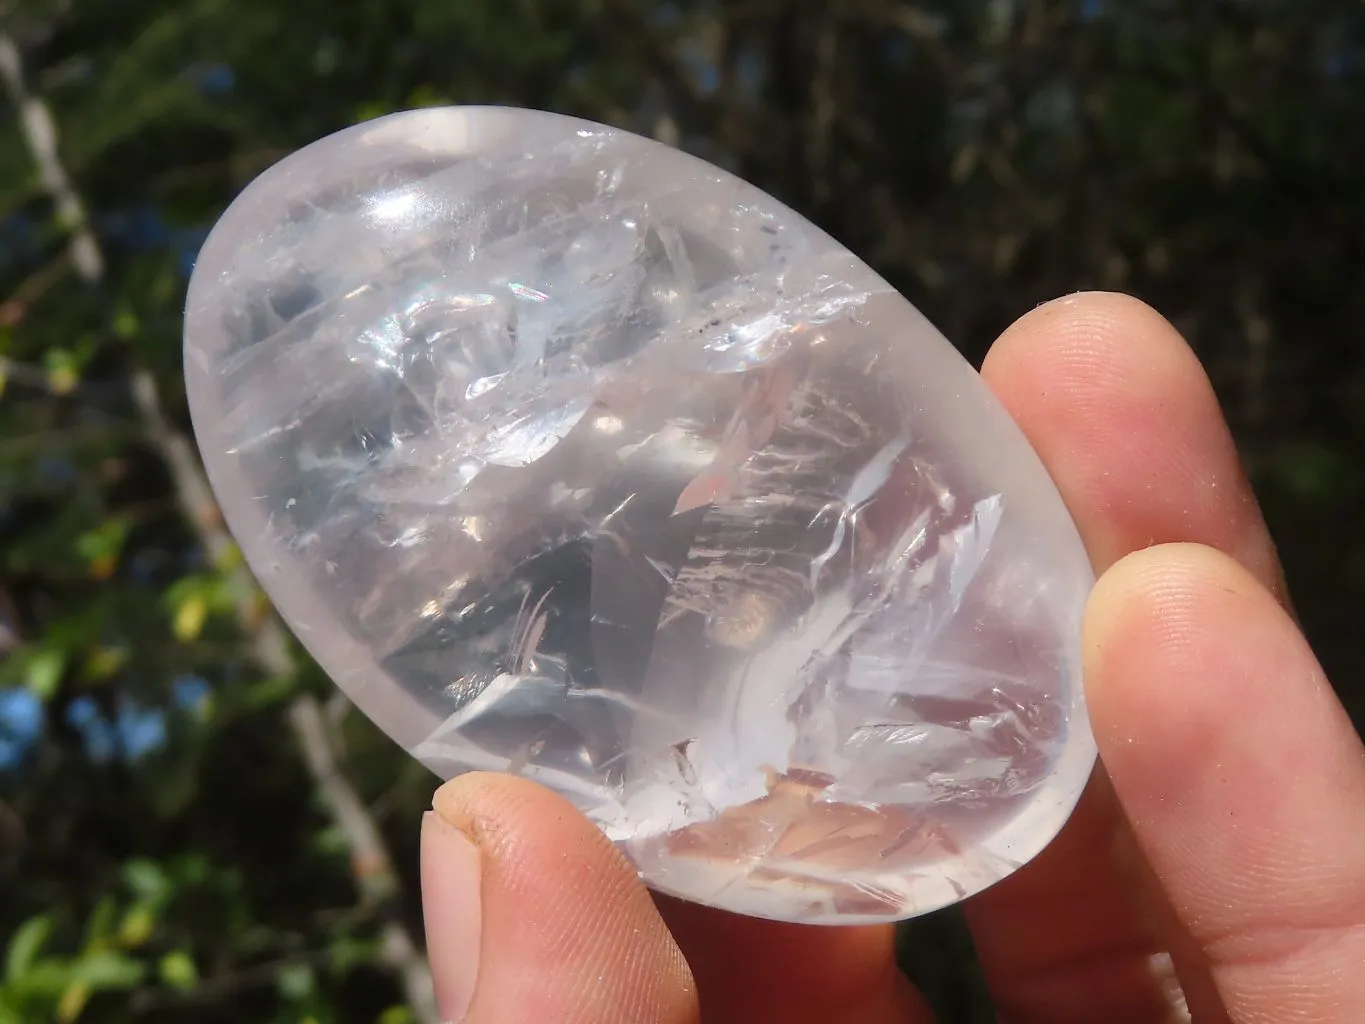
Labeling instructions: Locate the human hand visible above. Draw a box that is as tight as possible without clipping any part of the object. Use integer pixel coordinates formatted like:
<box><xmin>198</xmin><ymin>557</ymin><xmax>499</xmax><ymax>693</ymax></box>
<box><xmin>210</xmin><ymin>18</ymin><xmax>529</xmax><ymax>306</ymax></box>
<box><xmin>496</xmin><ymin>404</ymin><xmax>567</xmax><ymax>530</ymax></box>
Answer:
<box><xmin>418</xmin><ymin>292</ymin><xmax>1365</xmax><ymax>1023</ymax></box>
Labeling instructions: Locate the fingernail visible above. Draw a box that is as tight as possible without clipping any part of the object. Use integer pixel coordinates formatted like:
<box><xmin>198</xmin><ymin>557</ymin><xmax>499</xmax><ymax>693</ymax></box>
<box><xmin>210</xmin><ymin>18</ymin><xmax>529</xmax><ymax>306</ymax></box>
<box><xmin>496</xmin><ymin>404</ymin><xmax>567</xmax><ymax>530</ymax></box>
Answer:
<box><xmin>421</xmin><ymin>810</ymin><xmax>481</xmax><ymax>1023</ymax></box>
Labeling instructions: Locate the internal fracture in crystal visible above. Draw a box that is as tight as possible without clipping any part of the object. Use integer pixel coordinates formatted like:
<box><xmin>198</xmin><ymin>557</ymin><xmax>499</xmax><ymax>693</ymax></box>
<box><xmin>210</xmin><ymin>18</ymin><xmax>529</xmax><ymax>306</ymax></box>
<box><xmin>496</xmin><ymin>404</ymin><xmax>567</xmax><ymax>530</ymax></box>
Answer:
<box><xmin>183</xmin><ymin>106</ymin><xmax>1097</xmax><ymax>924</ymax></box>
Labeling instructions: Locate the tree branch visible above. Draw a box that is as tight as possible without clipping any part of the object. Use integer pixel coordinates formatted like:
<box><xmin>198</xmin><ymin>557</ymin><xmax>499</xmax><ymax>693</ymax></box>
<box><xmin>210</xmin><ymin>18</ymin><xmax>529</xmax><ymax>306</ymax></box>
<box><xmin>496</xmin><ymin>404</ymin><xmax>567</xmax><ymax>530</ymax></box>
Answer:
<box><xmin>0</xmin><ymin>32</ymin><xmax>437</xmax><ymax>1024</ymax></box>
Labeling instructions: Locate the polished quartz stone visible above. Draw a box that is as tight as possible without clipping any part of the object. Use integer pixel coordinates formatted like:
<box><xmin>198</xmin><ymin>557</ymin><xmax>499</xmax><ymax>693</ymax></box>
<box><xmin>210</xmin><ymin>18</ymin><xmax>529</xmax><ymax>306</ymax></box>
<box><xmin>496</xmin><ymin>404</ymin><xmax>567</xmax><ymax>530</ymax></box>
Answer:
<box><xmin>184</xmin><ymin>106</ymin><xmax>1096</xmax><ymax>924</ymax></box>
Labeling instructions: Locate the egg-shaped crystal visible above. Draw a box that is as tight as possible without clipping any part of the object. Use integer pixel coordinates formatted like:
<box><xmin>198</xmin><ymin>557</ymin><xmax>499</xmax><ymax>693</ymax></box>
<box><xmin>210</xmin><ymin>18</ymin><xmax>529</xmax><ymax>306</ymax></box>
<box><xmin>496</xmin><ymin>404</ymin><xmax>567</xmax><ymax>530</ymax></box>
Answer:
<box><xmin>184</xmin><ymin>106</ymin><xmax>1096</xmax><ymax>924</ymax></box>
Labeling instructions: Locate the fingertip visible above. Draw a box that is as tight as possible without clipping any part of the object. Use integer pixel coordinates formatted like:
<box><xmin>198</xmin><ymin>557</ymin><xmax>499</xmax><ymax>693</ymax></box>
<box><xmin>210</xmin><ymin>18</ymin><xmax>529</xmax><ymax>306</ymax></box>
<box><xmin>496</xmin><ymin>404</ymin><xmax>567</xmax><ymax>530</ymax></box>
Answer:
<box><xmin>980</xmin><ymin>292</ymin><xmax>1281</xmax><ymax>590</ymax></box>
<box><xmin>1078</xmin><ymin>543</ymin><xmax>1365</xmax><ymax>1020</ymax></box>
<box><xmin>1081</xmin><ymin>537</ymin><xmax>1363</xmax><ymax>870</ymax></box>
<box><xmin>1087</xmin><ymin>539</ymin><xmax>1270</xmax><ymax>673</ymax></box>
<box><xmin>431</xmin><ymin>769</ymin><xmax>579</xmax><ymax>856</ymax></box>
<box><xmin>995</xmin><ymin>290</ymin><xmax>1187</xmax><ymax>344</ymax></box>
<box><xmin>985</xmin><ymin>292</ymin><xmax>1205</xmax><ymax>415</ymax></box>
<box><xmin>1083</xmin><ymin>542</ymin><xmax>1269</xmax><ymax>747</ymax></box>
<box><xmin>425</xmin><ymin>773</ymin><xmax>698</xmax><ymax>1024</ymax></box>
<box><xmin>1084</xmin><ymin>541</ymin><xmax>1258</xmax><ymax>652</ymax></box>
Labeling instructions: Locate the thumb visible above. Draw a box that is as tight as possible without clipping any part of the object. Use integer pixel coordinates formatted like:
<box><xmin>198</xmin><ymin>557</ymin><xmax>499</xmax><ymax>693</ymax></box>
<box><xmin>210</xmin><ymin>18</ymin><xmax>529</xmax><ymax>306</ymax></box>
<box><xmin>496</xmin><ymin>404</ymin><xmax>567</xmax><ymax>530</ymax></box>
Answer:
<box><xmin>421</xmin><ymin>772</ymin><xmax>699</xmax><ymax>1023</ymax></box>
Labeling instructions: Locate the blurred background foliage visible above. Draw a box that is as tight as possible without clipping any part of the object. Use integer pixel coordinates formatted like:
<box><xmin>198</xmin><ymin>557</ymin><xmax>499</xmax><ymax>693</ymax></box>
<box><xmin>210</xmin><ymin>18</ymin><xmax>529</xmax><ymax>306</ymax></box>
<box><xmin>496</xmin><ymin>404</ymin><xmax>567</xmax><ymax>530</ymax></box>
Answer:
<box><xmin>0</xmin><ymin>1</ymin><xmax>1360</xmax><ymax>1021</ymax></box>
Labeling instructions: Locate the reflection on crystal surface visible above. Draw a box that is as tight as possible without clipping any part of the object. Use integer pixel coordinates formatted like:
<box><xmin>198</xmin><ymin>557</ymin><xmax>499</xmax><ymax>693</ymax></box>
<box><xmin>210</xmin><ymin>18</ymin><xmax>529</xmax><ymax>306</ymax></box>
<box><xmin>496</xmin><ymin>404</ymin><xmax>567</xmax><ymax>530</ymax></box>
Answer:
<box><xmin>184</xmin><ymin>106</ymin><xmax>1096</xmax><ymax>924</ymax></box>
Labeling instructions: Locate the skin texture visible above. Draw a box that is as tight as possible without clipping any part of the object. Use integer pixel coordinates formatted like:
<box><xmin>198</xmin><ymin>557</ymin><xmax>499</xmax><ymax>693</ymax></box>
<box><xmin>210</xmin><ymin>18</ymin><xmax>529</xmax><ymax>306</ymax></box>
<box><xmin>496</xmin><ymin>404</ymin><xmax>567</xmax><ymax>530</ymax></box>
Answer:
<box><xmin>419</xmin><ymin>292</ymin><xmax>1365</xmax><ymax>1023</ymax></box>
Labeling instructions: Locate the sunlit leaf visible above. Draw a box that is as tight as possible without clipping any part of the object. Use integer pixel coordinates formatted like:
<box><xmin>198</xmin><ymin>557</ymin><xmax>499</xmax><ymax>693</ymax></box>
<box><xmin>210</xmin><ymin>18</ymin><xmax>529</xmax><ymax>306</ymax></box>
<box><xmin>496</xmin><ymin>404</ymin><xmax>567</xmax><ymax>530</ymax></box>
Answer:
<box><xmin>55</xmin><ymin>981</ymin><xmax>88</xmax><ymax>1023</ymax></box>
<box><xmin>8</xmin><ymin>958</ymin><xmax>72</xmax><ymax>999</ymax></box>
<box><xmin>212</xmin><ymin>541</ymin><xmax>245</xmax><ymax>573</ymax></box>
<box><xmin>25</xmin><ymin>648</ymin><xmax>65</xmax><ymax>700</ymax></box>
<box><xmin>75</xmin><ymin>519</ymin><xmax>131</xmax><ymax>572</ymax></box>
<box><xmin>157</xmin><ymin>950</ymin><xmax>198</xmax><ymax>990</ymax></box>
<box><xmin>83</xmin><ymin>645</ymin><xmax>129</xmax><ymax>681</ymax></box>
<box><xmin>121</xmin><ymin>859</ymin><xmax>171</xmax><ymax>903</ymax></box>
<box><xmin>173</xmin><ymin>594</ymin><xmax>209</xmax><ymax>642</ymax></box>
<box><xmin>117</xmin><ymin>905</ymin><xmax>156</xmax><ymax>948</ymax></box>
<box><xmin>82</xmin><ymin>899</ymin><xmax>118</xmax><ymax>949</ymax></box>
<box><xmin>68</xmin><ymin>951</ymin><xmax>145</xmax><ymax>989</ymax></box>
<box><xmin>277</xmin><ymin>963</ymin><xmax>315</xmax><ymax>1001</ymax></box>
<box><xmin>112</xmin><ymin>308</ymin><xmax>140</xmax><ymax>340</ymax></box>
<box><xmin>4</xmin><ymin>916</ymin><xmax>53</xmax><ymax>983</ymax></box>
<box><xmin>43</xmin><ymin>350</ymin><xmax>79</xmax><ymax>396</ymax></box>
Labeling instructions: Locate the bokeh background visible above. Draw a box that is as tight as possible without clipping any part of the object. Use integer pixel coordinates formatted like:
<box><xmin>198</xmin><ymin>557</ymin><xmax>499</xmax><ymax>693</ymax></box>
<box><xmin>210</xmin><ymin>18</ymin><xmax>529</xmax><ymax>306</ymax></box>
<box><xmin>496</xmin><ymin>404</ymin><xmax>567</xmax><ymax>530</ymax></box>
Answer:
<box><xmin>0</xmin><ymin>1</ymin><xmax>1361</xmax><ymax>1021</ymax></box>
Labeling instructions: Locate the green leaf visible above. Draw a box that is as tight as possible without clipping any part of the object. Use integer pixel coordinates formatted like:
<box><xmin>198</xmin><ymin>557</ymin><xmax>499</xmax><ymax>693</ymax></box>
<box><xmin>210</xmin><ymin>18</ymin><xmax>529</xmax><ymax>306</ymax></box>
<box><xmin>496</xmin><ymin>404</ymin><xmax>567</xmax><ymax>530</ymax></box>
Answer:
<box><xmin>112</xmin><ymin>307</ymin><xmax>140</xmax><ymax>340</ymax></box>
<box><xmin>163</xmin><ymin>574</ymin><xmax>233</xmax><ymax>642</ymax></box>
<box><xmin>5</xmin><ymin>916</ymin><xmax>53</xmax><ymax>982</ymax></box>
<box><xmin>173</xmin><ymin>595</ymin><xmax>208</xmax><ymax>642</ymax></box>
<box><xmin>376</xmin><ymin>1007</ymin><xmax>414</xmax><ymax>1024</ymax></box>
<box><xmin>83</xmin><ymin>646</ymin><xmax>129</xmax><ymax>683</ymax></box>
<box><xmin>43</xmin><ymin>349</ymin><xmax>79</xmax><ymax>396</ymax></box>
<box><xmin>83</xmin><ymin>898</ymin><xmax>118</xmax><ymax>947</ymax></box>
<box><xmin>312</xmin><ymin>825</ymin><xmax>349</xmax><ymax>857</ymax></box>
<box><xmin>117</xmin><ymin>905</ymin><xmax>156</xmax><ymax>949</ymax></box>
<box><xmin>9</xmin><ymin>958</ymin><xmax>72</xmax><ymax>999</ymax></box>
<box><xmin>122</xmin><ymin>859</ymin><xmax>170</xmax><ymax>903</ymax></box>
<box><xmin>353</xmin><ymin>101</ymin><xmax>390</xmax><ymax>123</ymax></box>
<box><xmin>158</xmin><ymin>951</ymin><xmax>197</xmax><ymax>990</ymax></box>
<box><xmin>56</xmin><ymin>981</ymin><xmax>89</xmax><ymax>1023</ymax></box>
<box><xmin>240</xmin><ymin>675</ymin><xmax>296</xmax><ymax>710</ymax></box>
<box><xmin>327</xmin><ymin>934</ymin><xmax>373</xmax><ymax>974</ymax></box>
<box><xmin>74</xmin><ymin>518</ymin><xmax>131</xmax><ymax>573</ymax></box>
<box><xmin>211</xmin><ymin>541</ymin><xmax>244</xmax><ymax>573</ymax></box>
<box><xmin>276</xmin><ymin>963</ymin><xmax>314</xmax><ymax>1001</ymax></box>
<box><xmin>68</xmin><ymin>951</ymin><xmax>144</xmax><ymax>990</ymax></box>
<box><xmin>25</xmin><ymin>648</ymin><xmax>65</xmax><ymax>701</ymax></box>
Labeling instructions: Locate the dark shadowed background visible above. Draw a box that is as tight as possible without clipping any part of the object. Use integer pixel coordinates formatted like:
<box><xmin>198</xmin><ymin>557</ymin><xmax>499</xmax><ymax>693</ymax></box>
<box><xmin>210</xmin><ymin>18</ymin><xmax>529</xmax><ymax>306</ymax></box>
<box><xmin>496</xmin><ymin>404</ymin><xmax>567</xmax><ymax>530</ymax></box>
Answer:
<box><xmin>0</xmin><ymin>2</ymin><xmax>1360</xmax><ymax>1021</ymax></box>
